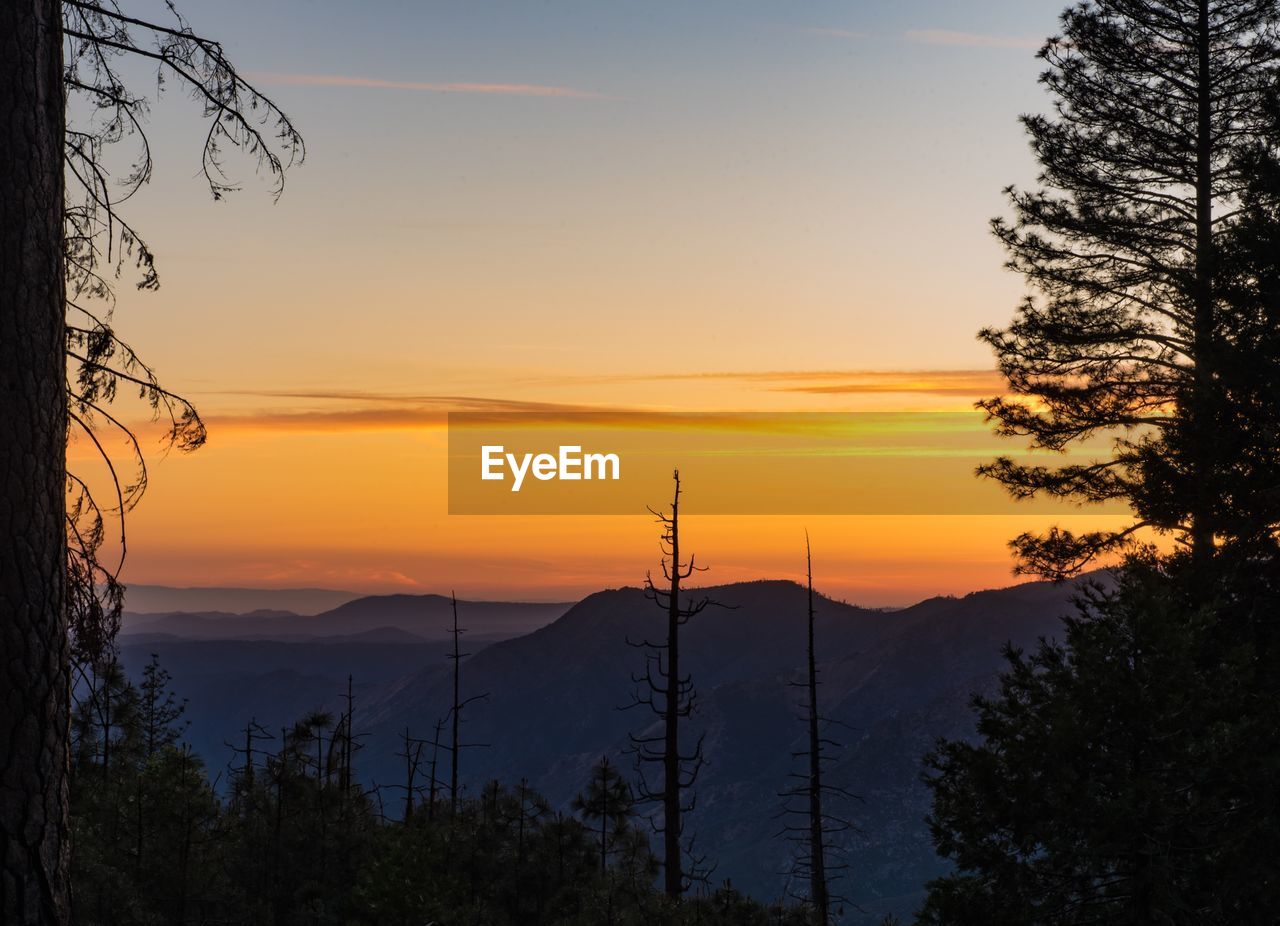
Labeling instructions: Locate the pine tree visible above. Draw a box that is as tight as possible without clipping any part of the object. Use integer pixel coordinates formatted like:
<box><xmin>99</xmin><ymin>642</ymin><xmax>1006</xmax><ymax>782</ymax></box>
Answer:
<box><xmin>133</xmin><ymin>652</ymin><xmax>186</xmax><ymax>887</ymax></box>
<box><xmin>926</xmin><ymin>5</ymin><xmax>1280</xmax><ymax>918</ymax></box>
<box><xmin>920</xmin><ymin>559</ymin><xmax>1244</xmax><ymax>923</ymax></box>
<box><xmin>572</xmin><ymin>757</ymin><xmax>636</xmax><ymax>873</ymax></box>
<box><xmin>138</xmin><ymin>652</ymin><xmax>187</xmax><ymax>759</ymax></box>
<box><xmin>979</xmin><ymin>0</ymin><xmax>1280</xmax><ymax>577</ymax></box>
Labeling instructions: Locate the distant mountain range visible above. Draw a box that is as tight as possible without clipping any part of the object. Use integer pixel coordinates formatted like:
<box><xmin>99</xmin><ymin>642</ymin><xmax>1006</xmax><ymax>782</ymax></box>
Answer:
<box><xmin>115</xmin><ymin>635</ymin><xmax>457</xmax><ymax>777</ymax></box>
<box><xmin>116</xmin><ymin>593</ymin><xmax>574</xmax><ymax>782</ymax></box>
<box><xmin>121</xmin><ymin>593</ymin><xmax>573</xmax><ymax>642</ymax></box>
<box><xmin>113</xmin><ymin>577</ymin><xmax>1094</xmax><ymax>923</ymax></box>
<box><xmin>123</xmin><ymin>584</ymin><xmax>362</xmax><ymax>616</ymax></box>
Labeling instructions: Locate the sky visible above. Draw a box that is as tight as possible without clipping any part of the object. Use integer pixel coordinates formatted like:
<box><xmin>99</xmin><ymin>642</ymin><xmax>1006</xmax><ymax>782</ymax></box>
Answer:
<box><xmin>80</xmin><ymin>0</ymin><xmax>1134</xmax><ymax>606</ymax></box>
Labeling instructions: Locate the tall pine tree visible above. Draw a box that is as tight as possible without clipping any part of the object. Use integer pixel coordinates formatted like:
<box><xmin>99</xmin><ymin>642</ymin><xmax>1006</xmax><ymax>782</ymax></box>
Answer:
<box><xmin>979</xmin><ymin>0</ymin><xmax>1280</xmax><ymax>577</ymax></box>
<box><xmin>924</xmin><ymin>4</ymin><xmax>1280</xmax><ymax>921</ymax></box>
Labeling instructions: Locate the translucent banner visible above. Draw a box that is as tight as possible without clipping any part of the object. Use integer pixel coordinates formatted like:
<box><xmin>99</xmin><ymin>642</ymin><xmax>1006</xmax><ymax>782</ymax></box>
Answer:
<box><xmin>447</xmin><ymin>411</ymin><xmax>1128</xmax><ymax>515</ymax></box>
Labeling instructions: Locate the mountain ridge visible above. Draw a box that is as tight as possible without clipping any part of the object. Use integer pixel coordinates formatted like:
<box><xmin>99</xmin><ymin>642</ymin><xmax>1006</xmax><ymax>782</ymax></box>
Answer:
<box><xmin>123</xmin><ymin>593</ymin><xmax>574</xmax><ymax>642</ymax></box>
<box><xmin>354</xmin><ymin>574</ymin><xmax>1088</xmax><ymax>921</ymax></box>
<box><xmin>115</xmin><ymin>574</ymin><xmax>1095</xmax><ymax>921</ymax></box>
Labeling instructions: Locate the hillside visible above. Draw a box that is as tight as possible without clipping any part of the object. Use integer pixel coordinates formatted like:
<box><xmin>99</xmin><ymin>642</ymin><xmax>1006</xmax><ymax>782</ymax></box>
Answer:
<box><xmin>356</xmin><ymin>576</ymin><xmax>1091</xmax><ymax>921</ymax></box>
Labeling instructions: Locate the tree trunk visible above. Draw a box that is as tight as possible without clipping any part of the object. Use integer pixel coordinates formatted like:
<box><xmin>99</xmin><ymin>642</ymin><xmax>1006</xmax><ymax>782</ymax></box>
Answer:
<box><xmin>599</xmin><ymin>761</ymin><xmax>609</xmax><ymax>873</ymax></box>
<box><xmin>450</xmin><ymin>594</ymin><xmax>461</xmax><ymax>816</ymax></box>
<box><xmin>1191</xmin><ymin>0</ymin><xmax>1216</xmax><ymax>565</ymax></box>
<box><xmin>0</xmin><ymin>1</ymin><xmax>70</xmax><ymax>924</ymax></box>
<box><xmin>663</xmin><ymin>488</ymin><xmax>683</xmax><ymax>899</ymax></box>
<box><xmin>805</xmin><ymin>539</ymin><xmax>829</xmax><ymax>925</ymax></box>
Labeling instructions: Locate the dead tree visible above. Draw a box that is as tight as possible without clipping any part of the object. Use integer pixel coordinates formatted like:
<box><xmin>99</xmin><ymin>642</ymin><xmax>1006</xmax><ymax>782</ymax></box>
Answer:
<box><xmin>339</xmin><ymin>675</ymin><xmax>355</xmax><ymax>796</ymax></box>
<box><xmin>625</xmin><ymin>470</ymin><xmax>719</xmax><ymax>899</ymax></box>
<box><xmin>327</xmin><ymin>674</ymin><xmax>367</xmax><ymax>883</ymax></box>
<box><xmin>225</xmin><ymin>717</ymin><xmax>273</xmax><ymax>812</ymax></box>
<box><xmin>512</xmin><ymin>778</ymin><xmax>548</xmax><ymax>917</ymax></box>
<box><xmin>447</xmin><ymin>593</ymin><xmax>489</xmax><ymax>816</ymax></box>
<box><xmin>427</xmin><ymin>717</ymin><xmax>448</xmax><ymax>822</ymax></box>
<box><xmin>223</xmin><ymin>718</ymin><xmax>273</xmax><ymax>900</ymax></box>
<box><xmin>395</xmin><ymin>727</ymin><xmax>427</xmax><ymax>823</ymax></box>
<box><xmin>777</xmin><ymin>534</ymin><xmax>856</xmax><ymax>924</ymax></box>
<box><xmin>328</xmin><ymin>675</ymin><xmax>366</xmax><ymax>812</ymax></box>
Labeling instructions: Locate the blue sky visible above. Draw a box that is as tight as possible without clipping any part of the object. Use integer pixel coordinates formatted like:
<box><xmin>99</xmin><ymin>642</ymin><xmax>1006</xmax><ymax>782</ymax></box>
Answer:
<box><xmin>114</xmin><ymin>0</ymin><xmax>1067</xmax><ymax>398</ymax></box>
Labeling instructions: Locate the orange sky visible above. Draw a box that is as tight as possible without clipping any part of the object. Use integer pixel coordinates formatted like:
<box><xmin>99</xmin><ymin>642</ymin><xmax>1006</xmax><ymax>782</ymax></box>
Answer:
<box><xmin>71</xmin><ymin>370</ymin><xmax>1133</xmax><ymax>607</ymax></box>
<box><xmin>67</xmin><ymin>0</ymin><xmax>1132</xmax><ymax>607</ymax></box>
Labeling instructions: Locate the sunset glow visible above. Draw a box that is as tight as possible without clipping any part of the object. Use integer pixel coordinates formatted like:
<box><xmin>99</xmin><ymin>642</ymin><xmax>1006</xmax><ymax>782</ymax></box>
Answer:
<box><xmin>88</xmin><ymin>0</ymin><xmax>1119</xmax><ymax>606</ymax></box>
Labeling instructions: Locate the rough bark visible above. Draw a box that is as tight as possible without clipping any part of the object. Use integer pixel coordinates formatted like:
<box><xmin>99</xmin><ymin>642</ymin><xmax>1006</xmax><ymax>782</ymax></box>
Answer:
<box><xmin>0</xmin><ymin>0</ymin><xmax>71</xmax><ymax>923</ymax></box>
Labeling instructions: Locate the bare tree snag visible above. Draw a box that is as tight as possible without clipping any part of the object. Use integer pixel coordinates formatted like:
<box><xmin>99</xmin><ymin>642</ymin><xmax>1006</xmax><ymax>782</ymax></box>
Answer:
<box><xmin>625</xmin><ymin>470</ymin><xmax>719</xmax><ymax>899</ymax></box>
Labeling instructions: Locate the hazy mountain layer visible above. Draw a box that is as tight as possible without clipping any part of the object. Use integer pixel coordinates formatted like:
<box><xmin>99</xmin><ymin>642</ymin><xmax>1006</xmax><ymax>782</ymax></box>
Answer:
<box><xmin>122</xmin><ymin>593</ymin><xmax>573</xmax><ymax>642</ymax></box>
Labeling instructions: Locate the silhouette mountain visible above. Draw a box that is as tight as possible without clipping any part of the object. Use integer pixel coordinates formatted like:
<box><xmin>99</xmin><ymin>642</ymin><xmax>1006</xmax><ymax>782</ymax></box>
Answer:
<box><xmin>356</xmin><ymin>577</ymin><xmax>1089</xmax><ymax>921</ymax></box>
<box><xmin>113</xmin><ymin>576</ymin><xmax>1093</xmax><ymax>920</ymax></box>
<box><xmin>122</xmin><ymin>593</ymin><xmax>572</xmax><ymax>642</ymax></box>
<box><xmin>123</xmin><ymin>584</ymin><xmax>359</xmax><ymax>615</ymax></box>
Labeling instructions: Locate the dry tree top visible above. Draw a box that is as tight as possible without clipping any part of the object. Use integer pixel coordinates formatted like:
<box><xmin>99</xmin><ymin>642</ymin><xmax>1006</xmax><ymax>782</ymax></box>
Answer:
<box><xmin>60</xmin><ymin>0</ymin><xmax>304</xmax><ymax>658</ymax></box>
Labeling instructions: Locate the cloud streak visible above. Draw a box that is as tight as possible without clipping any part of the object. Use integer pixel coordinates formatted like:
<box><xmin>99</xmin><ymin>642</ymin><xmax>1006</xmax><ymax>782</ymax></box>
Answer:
<box><xmin>247</xmin><ymin>71</ymin><xmax>605</xmax><ymax>99</ymax></box>
<box><xmin>799</xmin><ymin>27</ymin><xmax>870</xmax><ymax>40</ymax></box>
<box><xmin>194</xmin><ymin>372</ymin><xmax>1006</xmax><ymax>435</ymax></box>
<box><xmin>527</xmin><ymin>368</ymin><xmax>1004</xmax><ymax>397</ymax></box>
<box><xmin>204</xmin><ymin>394</ymin><xmax>621</xmax><ymax>433</ymax></box>
<box><xmin>905</xmin><ymin>29</ymin><xmax>1041</xmax><ymax>51</ymax></box>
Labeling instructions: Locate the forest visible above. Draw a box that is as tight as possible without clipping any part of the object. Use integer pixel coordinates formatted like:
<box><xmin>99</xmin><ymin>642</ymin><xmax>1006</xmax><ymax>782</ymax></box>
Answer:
<box><xmin>65</xmin><ymin>488</ymin><xmax>868</xmax><ymax>925</ymax></box>
<box><xmin>5</xmin><ymin>0</ymin><xmax>1280</xmax><ymax>924</ymax></box>
<box><xmin>68</xmin><ymin>651</ymin><xmax>819</xmax><ymax>925</ymax></box>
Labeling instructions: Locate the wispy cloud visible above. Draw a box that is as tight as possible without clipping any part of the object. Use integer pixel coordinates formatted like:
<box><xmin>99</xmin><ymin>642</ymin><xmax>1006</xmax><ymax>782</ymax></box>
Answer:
<box><xmin>905</xmin><ymin>29</ymin><xmax>1041</xmax><ymax>51</ymax></box>
<box><xmin>528</xmin><ymin>369</ymin><xmax>1004</xmax><ymax>397</ymax></box>
<box><xmin>241</xmin><ymin>560</ymin><xmax>426</xmax><ymax>589</ymax></box>
<box><xmin>194</xmin><ymin>371</ymin><xmax>1005</xmax><ymax>434</ymax></box>
<box><xmin>206</xmin><ymin>402</ymin><xmax>840</xmax><ymax>435</ymax></box>
<box><xmin>798</xmin><ymin>27</ymin><xmax>870</xmax><ymax>40</ymax></box>
<box><xmin>247</xmin><ymin>72</ymin><xmax>605</xmax><ymax>99</ymax></box>
<box><xmin>764</xmin><ymin>370</ymin><xmax>1003</xmax><ymax>397</ymax></box>
<box><xmin>204</xmin><ymin>394</ymin><xmax>619</xmax><ymax>432</ymax></box>
<box><xmin>220</xmin><ymin>391</ymin><xmax>593</xmax><ymax>408</ymax></box>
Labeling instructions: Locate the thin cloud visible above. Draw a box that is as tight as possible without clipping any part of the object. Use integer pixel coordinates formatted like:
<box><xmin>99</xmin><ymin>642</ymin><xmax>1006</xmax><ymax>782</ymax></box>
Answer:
<box><xmin>195</xmin><ymin>371</ymin><xmax>1006</xmax><ymax>434</ymax></box>
<box><xmin>767</xmin><ymin>370</ymin><xmax>1003</xmax><ymax>397</ymax></box>
<box><xmin>247</xmin><ymin>71</ymin><xmax>605</xmax><ymax>99</ymax></box>
<box><xmin>219</xmin><ymin>390</ymin><xmax>565</xmax><ymax>407</ymax></box>
<box><xmin>799</xmin><ymin>27</ymin><xmax>870</xmax><ymax>40</ymax></box>
<box><xmin>204</xmin><ymin>394</ymin><xmax>623</xmax><ymax>432</ymax></box>
<box><xmin>522</xmin><ymin>369</ymin><xmax>1004</xmax><ymax>397</ymax></box>
<box><xmin>244</xmin><ymin>561</ymin><xmax>425</xmax><ymax>589</ymax></box>
<box><xmin>905</xmin><ymin>29</ymin><xmax>1041</xmax><ymax>50</ymax></box>
<box><xmin>204</xmin><ymin>404</ymin><xmax>801</xmax><ymax>435</ymax></box>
